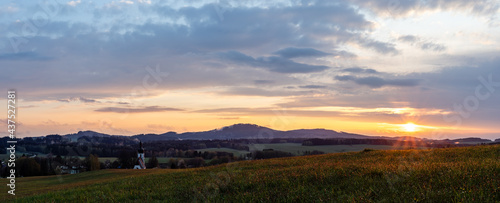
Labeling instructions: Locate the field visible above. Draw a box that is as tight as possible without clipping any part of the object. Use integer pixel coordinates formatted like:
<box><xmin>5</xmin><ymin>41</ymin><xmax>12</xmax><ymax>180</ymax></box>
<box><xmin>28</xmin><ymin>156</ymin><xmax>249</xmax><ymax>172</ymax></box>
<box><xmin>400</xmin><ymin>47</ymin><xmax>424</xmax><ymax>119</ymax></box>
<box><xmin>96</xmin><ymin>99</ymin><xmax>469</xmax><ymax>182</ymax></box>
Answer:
<box><xmin>1</xmin><ymin>145</ymin><xmax>499</xmax><ymax>202</ymax></box>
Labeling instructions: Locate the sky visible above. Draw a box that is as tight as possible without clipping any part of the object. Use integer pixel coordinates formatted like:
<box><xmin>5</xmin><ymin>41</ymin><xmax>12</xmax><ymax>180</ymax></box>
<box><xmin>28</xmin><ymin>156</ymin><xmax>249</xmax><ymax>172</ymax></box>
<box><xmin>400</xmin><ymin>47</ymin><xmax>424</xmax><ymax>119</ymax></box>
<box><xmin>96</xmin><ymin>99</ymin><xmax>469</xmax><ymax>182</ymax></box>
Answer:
<box><xmin>1</xmin><ymin>0</ymin><xmax>500</xmax><ymax>140</ymax></box>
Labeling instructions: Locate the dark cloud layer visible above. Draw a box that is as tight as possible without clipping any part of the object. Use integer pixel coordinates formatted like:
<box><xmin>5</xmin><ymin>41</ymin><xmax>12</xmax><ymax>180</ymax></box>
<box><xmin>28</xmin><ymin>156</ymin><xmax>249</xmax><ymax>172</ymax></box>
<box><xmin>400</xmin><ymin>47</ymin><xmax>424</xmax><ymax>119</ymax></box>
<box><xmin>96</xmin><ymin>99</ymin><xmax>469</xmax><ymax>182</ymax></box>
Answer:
<box><xmin>0</xmin><ymin>52</ymin><xmax>54</xmax><ymax>61</ymax></box>
<box><xmin>347</xmin><ymin>0</ymin><xmax>499</xmax><ymax>17</ymax></box>
<box><xmin>341</xmin><ymin>67</ymin><xmax>379</xmax><ymax>74</ymax></box>
<box><xmin>273</xmin><ymin>47</ymin><xmax>332</xmax><ymax>58</ymax></box>
<box><xmin>298</xmin><ymin>85</ymin><xmax>328</xmax><ymax>89</ymax></box>
<box><xmin>219</xmin><ymin>51</ymin><xmax>330</xmax><ymax>73</ymax></box>
<box><xmin>0</xmin><ymin>1</ymin><xmax>402</xmax><ymax>96</ymax></box>
<box><xmin>335</xmin><ymin>75</ymin><xmax>421</xmax><ymax>88</ymax></box>
<box><xmin>95</xmin><ymin>106</ymin><xmax>184</xmax><ymax>113</ymax></box>
<box><xmin>398</xmin><ymin>35</ymin><xmax>446</xmax><ymax>52</ymax></box>
<box><xmin>220</xmin><ymin>87</ymin><xmax>315</xmax><ymax>97</ymax></box>
<box><xmin>58</xmin><ymin>97</ymin><xmax>98</xmax><ymax>103</ymax></box>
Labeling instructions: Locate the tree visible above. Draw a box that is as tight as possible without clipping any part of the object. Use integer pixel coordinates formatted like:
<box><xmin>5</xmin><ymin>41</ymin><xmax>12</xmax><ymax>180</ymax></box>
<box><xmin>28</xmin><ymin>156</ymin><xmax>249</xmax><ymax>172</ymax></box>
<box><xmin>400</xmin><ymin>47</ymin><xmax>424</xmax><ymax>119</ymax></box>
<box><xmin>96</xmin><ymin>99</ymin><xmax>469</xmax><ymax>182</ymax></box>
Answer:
<box><xmin>177</xmin><ymin>159</ymin><xmax>186</xmax><ymax>169</ymax></box>
<box><xmin>111</xmin><ymin>160</ymin><xmax>120</xmax><ymax>169</ymax></box>
<box><xmin>118</xmin><ymin>150</ymin><xmax>136</xmax><ymax>169</ymax></box>
<box><xmin>186</xmin><ymin>157</ymin><xmax>205</xmax><ymax>167</ymax></box>
<box><xmin>168</xmin><ymin>159</ymin><xmax>177</xmax><ymax>169</ymax></box>
<box><xmin>16</xmin><ymin>157</ymin><xmax>41</xmax><ymax>177</ymax></box>
<box><xmin>147</xmin><ymin>155</ymin><xmax>159</xmax><ymax>168</ymax></box>
<box><xmin>85</xmin><ymin>154</ymin><xmax>101</xmax><ymax>171</ymax></box>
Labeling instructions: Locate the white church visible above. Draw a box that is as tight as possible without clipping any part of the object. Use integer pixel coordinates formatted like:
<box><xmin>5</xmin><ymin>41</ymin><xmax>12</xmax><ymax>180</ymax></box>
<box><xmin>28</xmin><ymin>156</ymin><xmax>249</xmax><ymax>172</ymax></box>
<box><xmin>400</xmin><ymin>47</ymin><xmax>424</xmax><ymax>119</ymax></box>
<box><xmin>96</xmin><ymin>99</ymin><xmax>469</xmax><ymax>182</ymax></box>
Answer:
<box><xmin>133</xmin><ymin>141</ymin><xmax>146</xmax><ymax>169</ymax></box>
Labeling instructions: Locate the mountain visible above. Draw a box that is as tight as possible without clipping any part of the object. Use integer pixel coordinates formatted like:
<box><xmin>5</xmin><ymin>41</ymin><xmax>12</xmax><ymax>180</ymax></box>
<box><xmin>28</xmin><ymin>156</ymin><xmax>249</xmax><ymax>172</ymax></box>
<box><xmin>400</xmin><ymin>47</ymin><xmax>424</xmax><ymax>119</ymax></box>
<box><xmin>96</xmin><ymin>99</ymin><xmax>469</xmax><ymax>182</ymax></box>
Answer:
<box><xmin>35</xmin><ymin>124</ymin><xmax>496</xmax><ymax>143</ymax></box>
<box><xmin>283</xmin><ymin>129</ymin><xmax>373</xmax><ymax>139</ymax></box>
<box><xmin>64</xmin><ymin>130</ymin><xmax>112</xmax><ymax>141</ymax></box>
<box><xmin>130</xmin><ymin>123</ymin><xmax>375</xmax><ymax>141</ymax></box>
<box><xmin>5</xmin><ymin>124</ymin><xmax>380</xmax><ymax>144</ymax></box>
<box><xmin>13</xmin><ymin>123</ymin><xmax>498</xmax><ymax>144</ymax></box>
<box><xmin>133</xmin><ymin>132</ymin><xmax>178</xmax><ymax>142</ymax></box>
<box><xmin>448</xmin><ymin>137</ymin><xmax>493</xmax><ymax>143</ymax></box>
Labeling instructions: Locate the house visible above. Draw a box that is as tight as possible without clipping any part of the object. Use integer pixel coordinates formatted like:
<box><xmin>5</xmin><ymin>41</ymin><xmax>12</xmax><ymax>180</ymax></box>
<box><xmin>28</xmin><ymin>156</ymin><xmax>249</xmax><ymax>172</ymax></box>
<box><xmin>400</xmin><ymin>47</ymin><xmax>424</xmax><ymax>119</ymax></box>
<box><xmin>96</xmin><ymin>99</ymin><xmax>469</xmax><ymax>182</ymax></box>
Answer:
<box><xmin>57</xmin><ymin>165</ymin><xmax>86</xmax><ymax>174</ymax></box>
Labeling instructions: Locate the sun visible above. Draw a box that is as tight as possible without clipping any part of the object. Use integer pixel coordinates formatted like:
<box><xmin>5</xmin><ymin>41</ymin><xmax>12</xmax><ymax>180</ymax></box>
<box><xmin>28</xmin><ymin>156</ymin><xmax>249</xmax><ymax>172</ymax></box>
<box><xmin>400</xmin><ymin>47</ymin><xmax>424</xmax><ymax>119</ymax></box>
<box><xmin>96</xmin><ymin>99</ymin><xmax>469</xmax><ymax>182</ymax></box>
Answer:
<box><xmin>402</xmin><ymin>122</ymin><xmax>418</xmax><ymax>132</ymax></box>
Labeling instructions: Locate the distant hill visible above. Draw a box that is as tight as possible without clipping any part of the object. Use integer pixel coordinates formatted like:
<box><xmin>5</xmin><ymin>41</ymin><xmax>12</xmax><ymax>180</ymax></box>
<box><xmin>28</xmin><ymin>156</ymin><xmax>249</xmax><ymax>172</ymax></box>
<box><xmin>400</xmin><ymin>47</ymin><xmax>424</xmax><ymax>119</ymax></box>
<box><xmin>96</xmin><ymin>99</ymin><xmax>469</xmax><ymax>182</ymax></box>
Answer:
<box><xmin>447</xmin><ymin>137</ymin><xmax>493</xmax><ymax>143</ymax></box>
<box><xmin>64</xmin><ymin>130</ymin><xmax>112</xmax><ymax>141</ymax></box>
<box><xmin>130</xmin><ymin>123</ymin><xmax>375</xmax><ymax>141</ymax></box>
<box><xmin>133</xmin><ymin>132</ymin><xmax>178</xmax><ymax>142</ymax></box>
<box><xmin>23</xmin><ymin>123</ymin><xmax>496</xmax><ymax>143</ymax></box>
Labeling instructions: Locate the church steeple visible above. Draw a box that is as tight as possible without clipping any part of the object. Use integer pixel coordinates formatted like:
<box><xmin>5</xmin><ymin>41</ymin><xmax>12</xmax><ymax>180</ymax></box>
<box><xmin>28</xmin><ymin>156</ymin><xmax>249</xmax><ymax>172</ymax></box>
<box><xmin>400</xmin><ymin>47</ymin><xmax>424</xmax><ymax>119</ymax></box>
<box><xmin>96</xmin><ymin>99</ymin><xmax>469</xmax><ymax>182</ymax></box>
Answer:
<box><xmin>138</xmin><ymin>141</ymin><xmax>144</xmax><ymax>153</ymax></box>
<box><xmin>134</xmin><ymin>141</ymin><xmax>146</xmax><ymax>169</ymax></box>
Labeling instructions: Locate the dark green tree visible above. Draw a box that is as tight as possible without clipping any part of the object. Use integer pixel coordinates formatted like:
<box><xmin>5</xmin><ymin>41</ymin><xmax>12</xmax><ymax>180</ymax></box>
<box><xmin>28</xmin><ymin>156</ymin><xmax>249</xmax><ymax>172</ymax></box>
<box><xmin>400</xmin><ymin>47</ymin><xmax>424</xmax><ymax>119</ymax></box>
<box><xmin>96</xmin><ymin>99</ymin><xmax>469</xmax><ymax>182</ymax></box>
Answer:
<box><xmin>16</xmin><ymin>157</ymin><xmax>41</xmax><ymax>177</ymax></box>
<box><xmin>118</xmin><ymin>150</ymin><xmax>136</xmax><ymax>169</ymax></box>
<box><xmin>84</xmin><ymin>154</ymin><xmax>101</xmax><ymax>171</ymax></box>
<box><xmin>147</xmin><ymin>155</ymin><xmax>159</xmax><ymax>168</ymax></box>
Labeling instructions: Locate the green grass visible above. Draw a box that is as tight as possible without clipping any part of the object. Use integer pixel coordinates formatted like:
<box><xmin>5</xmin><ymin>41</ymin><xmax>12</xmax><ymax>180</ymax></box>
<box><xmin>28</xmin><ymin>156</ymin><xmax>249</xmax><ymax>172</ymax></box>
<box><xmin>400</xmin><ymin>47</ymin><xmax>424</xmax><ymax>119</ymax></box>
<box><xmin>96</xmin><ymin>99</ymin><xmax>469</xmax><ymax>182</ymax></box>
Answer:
<box><xmin>97</xmin><ymin>157</ymin><xmax>118</xmax><ymax>163</ymax></box>
<box><xmin>1</xmin><ymin>145</ymin><xmax>499</xmax><ymax>202</ymax></box>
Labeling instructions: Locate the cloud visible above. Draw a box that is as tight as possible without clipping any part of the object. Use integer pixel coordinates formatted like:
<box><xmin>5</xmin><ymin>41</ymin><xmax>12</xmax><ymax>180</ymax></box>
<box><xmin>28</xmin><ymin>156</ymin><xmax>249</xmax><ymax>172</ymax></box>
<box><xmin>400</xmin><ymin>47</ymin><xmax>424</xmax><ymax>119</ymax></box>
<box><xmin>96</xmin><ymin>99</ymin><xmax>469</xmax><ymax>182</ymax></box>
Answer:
<box><xmin>217</xmin><ymin>117</ymin><xmax>240</xmax><ymax>120</ymax></box>
<box><xmin>398</xmin><ymin>35</ymin><xmax>418</xmax><ymax>42</ymax></box>
<box><xmin>195</xmin><ymin>107</ymin><xmax>271</xmax><ymax>114</ymax></box>
<box><xmin>420</xmin><ymin>42</ymin><xmax>446</xmax><ymax>52</ymax></box>
<box><xmin>335</xmin><ymin>75</ymin><xmax>421</xmax><ymax>88</ymax></box>
<box><xmin>67</xmin><ymin>0</ymin><xmax>81</xmax><ymax>7</ymax></box>
<box><xmin>298</xmin><ymin>85</ymin><xmax>328</xmax><ymax>89</ymax></box>
<box><xmin>0</xmin><ymin>1</ymin><xmax>401</xmax><ymax>99</ymax></box>
<box><xmin>58</xmin><ymin>97</ymin><xmax>98</xmax><ymax>103</ymax></box>
<box><xmin>220</xmin><ymin>87</ymin><xmax>315</xmax><ymax>97</ymax></box>
<box><xmin>0</xmin><ymin>52</ymin><xmax>53</xmax><ymax>61</ymax></box>
<box><xmin>78</xmin><ymin>97</ymin><xmax>97</xmax><ymax>103</ymax></box>
<box><xmin>219</xmin><ymin>51</ymin><xmax>331</xmax><ymax>73</ymax></box>
<box><xmin>358</xmin><ymin>39</ymin><xmax>399</xmax><ymax>55</ymax></box>
<box><xmin>398</xmin><ymin>35</ymin><xmax>446</xmax><ymax>52</ymax></box>
<box><xmin>348</xmin><ymin>0</ymin><xmax>500</xmax><ymax>17</ymax></box>
<box><xmin>254</xmin><ymin>80</ymin><xmax>275</xmax><ymax>85</ymax></box>
<box><xmin>20</xmin><ymin>105</ymin><xmax>38</xmax><ymax>108</ymax></box>
<box><xmin>273</xmin><ymin>47</ymin><xmax>332</xmax><ymax>58</ymax></box>
<box><xmin>147</xmin><ymin>124</ymin><xmax>174</xmax><ymax>131</ymax></box>
<box><xmin>273</xmin><ymin>47</ymin><xmax>357</xmax><ymax>59</ymax></box>
<box><xmin>95</xmin><ymin>106</ymin><xmax>184</xmax><ymax>113</ymax></box>
<box><xmin>194</xmin><ymin>106</ymin><xmax>441</xmax><ymax>123</ymax></box>
<box><xmin>277</xmin><ymin>94</ymin><xmax>398</xmax><ymax>109</ymax></box>
<box><xmin>341</xmin><ymin>67</ymin><xmax>380</xmax><ymax>74</ymax></box>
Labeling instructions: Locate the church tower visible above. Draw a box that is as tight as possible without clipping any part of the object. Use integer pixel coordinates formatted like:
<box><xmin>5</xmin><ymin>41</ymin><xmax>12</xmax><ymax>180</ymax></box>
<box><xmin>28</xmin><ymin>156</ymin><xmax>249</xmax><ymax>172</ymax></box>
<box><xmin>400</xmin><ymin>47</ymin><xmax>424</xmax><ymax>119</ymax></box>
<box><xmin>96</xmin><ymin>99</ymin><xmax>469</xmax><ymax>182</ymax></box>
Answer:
<box><xmin>133</xmin><ymin>141</ymin><xmax>146</xmax><ymax>169</ymax></box>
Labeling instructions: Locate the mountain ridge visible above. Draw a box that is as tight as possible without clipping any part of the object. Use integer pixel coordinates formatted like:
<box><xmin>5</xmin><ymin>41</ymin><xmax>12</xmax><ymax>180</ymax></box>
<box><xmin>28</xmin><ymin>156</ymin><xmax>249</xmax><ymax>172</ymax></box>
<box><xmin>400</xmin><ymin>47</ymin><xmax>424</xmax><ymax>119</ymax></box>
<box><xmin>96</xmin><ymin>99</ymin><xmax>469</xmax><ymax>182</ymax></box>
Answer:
<box><xmin>22</xmin><ymin>123</ymin><xmax>498</xmax><ymax>143</ymax></box>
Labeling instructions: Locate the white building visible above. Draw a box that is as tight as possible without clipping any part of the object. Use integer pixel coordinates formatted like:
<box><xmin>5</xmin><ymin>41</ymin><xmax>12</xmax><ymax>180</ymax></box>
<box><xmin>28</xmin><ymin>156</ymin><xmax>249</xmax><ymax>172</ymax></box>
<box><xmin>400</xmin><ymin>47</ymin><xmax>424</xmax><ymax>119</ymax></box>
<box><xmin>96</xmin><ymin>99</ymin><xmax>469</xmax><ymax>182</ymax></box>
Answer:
<box><xmin>133</xmin><ymin>141</ymin><xmax>146</xmax><ymax>169</ymax></box>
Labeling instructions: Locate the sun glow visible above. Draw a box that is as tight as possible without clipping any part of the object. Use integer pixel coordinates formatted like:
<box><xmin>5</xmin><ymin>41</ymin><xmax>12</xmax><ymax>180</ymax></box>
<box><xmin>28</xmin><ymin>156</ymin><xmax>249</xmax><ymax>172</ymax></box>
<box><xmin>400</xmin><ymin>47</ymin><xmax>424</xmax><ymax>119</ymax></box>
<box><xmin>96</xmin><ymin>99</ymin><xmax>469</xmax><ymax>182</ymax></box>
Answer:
<box><xmin>402</xmin><ymin>122</ymin><xmax>418</xmax><ymax>132</ymax></box>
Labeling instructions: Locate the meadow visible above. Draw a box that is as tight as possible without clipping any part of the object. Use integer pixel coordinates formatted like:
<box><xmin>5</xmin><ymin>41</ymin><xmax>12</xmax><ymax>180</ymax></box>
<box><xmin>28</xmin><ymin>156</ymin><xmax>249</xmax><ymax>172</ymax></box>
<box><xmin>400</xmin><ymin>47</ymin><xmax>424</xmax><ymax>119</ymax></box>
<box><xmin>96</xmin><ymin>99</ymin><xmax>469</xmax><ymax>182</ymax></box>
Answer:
<box><xmin>1</xmin><ymin>144</ymin><xmax>498</xmax><ymax>202</ymax></box>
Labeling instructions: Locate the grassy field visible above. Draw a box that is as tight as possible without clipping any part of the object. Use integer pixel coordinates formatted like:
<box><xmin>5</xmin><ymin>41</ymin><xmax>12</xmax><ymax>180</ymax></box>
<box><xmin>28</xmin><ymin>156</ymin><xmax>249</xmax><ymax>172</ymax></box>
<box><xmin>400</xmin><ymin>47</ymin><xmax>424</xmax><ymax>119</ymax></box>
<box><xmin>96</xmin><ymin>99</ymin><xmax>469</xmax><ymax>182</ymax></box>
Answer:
<box><xmin>1</xmin><ymin>145</ymin><xmax>499</xmax><ymax>202</ymax></box>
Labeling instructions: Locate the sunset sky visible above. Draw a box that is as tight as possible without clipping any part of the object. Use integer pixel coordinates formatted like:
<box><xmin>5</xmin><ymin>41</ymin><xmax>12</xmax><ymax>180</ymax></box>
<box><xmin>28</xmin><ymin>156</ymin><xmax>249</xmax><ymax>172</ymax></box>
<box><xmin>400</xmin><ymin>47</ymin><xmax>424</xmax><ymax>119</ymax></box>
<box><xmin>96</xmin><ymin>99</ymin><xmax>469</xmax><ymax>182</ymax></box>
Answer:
<box><xmin>1</xmin><ymin>0</ymin><xmax>500</xmax><ymax>139</ymax></box>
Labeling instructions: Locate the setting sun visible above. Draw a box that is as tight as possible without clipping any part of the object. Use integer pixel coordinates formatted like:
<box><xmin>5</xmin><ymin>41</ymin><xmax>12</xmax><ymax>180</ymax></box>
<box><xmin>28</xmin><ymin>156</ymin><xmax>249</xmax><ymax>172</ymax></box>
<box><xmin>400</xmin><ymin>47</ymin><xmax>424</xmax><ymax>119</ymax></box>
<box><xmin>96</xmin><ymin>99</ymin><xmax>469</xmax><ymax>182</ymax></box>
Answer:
<box><xmin>402</xmin><ymin>123</ymin><xmax>418</xmax><ymax>132</ymax></box>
